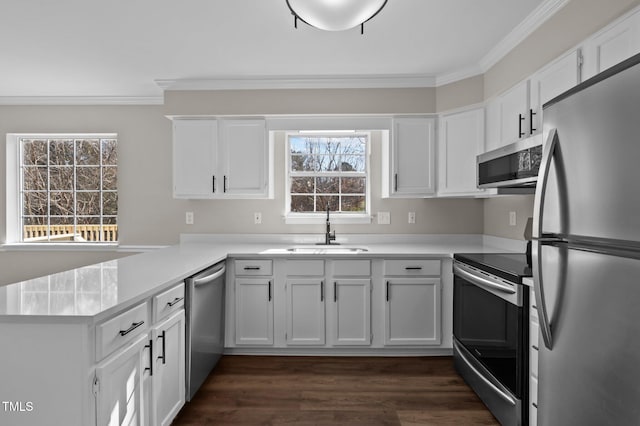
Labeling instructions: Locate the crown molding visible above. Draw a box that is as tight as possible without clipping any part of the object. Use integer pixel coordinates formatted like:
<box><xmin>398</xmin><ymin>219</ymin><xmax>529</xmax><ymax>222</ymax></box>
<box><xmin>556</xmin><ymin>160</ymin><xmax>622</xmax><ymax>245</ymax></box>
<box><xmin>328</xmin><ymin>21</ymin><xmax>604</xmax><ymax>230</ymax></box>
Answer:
<box><xmin>435</xmin><ymin>64</ymin><xmax>485</xmax><ymax>87</ymax></box>
<box><xmin>0</xmin><ymin>96</ymin><xmax>164</xmax><ymax>106</ymax></box>
<box><xmin>155</xmin><ymin>74</ymin><xmax>437</xmax><ymax>91</ymax></box>
<box><xmin>479</xmin><ymin>0</ymin><xmax>571</xmax><ymax>72</ymax></box>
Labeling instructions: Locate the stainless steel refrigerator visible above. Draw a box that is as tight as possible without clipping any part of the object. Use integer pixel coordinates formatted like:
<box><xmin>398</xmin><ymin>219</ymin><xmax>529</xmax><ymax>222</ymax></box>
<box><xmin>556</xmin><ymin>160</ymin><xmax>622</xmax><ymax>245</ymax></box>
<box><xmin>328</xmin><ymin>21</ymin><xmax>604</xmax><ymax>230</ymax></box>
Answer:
<box><xmin>533</xmin><ymin>51</ymin><xmax>640</xmax><ymax>425</ymax></box>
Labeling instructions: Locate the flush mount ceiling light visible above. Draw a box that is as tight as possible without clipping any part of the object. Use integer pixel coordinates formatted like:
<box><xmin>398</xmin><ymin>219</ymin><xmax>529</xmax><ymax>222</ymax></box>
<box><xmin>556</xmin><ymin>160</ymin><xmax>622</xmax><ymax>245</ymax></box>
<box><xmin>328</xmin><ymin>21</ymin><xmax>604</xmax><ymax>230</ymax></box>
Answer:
<box><xmin>286</xmin><ymin>0</ymin><xmax>388</xmax><ymax>34</ymax></box>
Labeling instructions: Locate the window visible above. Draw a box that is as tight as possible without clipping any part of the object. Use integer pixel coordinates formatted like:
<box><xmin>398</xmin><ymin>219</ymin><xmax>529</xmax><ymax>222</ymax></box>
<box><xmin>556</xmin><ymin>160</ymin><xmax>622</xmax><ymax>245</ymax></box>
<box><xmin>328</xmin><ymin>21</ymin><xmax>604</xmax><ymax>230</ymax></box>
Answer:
<box><xmin>286</xmin><ymin>132</ymin><xmax>369</xmax><ymax>223</ymax></box>
<box><xmin>9</xmin><ymin>135</ymin><xmax>118</xmax><ymax>244</ymax></box>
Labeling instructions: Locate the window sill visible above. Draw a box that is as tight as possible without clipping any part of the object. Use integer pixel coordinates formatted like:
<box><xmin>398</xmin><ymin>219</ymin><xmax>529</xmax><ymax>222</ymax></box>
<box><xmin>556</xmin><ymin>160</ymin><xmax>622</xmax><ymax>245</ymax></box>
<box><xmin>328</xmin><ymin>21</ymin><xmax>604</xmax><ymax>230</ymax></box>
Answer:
<box><xmin>285</xmin><ymin>214</ymin><xmax>372</xmax><ymax>225</ymax></box>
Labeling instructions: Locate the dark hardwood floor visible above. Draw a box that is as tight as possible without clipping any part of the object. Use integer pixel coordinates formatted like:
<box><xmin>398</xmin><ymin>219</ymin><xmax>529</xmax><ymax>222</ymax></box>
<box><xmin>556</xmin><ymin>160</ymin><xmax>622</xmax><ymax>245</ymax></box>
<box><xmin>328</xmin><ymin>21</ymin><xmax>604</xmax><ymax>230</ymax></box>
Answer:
<box><xmin>173</xmin><ymin>355</ymin><xmax>499</xmax><ymax>426</ymax></box>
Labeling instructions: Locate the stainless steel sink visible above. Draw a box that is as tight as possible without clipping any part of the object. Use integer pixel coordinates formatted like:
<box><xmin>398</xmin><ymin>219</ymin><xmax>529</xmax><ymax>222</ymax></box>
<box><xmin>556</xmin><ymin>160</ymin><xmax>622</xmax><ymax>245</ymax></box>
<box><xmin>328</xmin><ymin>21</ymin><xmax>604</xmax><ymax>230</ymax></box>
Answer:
<box><xmin>261</xmin><ymin>246</ymin><xmax>369</xmax><ymax>255</ymax></box>
<box><xmin>286</xmin><ymin>246</ymin><xmax>368</xmax><ymax>254</ymax></box>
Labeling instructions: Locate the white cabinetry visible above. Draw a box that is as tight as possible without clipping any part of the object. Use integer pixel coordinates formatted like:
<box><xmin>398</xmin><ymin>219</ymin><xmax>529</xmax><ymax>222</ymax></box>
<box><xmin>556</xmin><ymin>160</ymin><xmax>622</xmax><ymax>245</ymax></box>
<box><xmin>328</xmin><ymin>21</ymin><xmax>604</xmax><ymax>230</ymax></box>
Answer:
<box><xmin>529</xmin><ymin>285</ymin><xmax>539</xmax><ymax>426</ymax></box>
<box><xmin>582</xmin><ymin>8</ymin><xmax>640</xmax><ymax>80</ymax></box>
<box><xmin>383</xmin><ymin>117</ymin><xmax>436</xmax><ymax>197</ymax></box>
<box><xmin>150</xmin><ymin>310</ymin><xmax>185</xmax><ymax>426</ymax></box>
<box><xmin>172</xmin><ymin>119</ymin><xmax>218</xmax><ymax>198</ymax></box>
<box><xmin>485</xmin><ymin>81</ymin><xmax>530</xmax><ymax>152</ymax></box>
<box><xmin>95</xmin><ymin>333</ymin><xmax>149</xmax><ymax>426</ymax></box>
<box><xmin>330</xmin><ymin>260</ymin><xmax>372</xmax><ymax>346</ymax></box>
<box><xmin>383</xmin><ymin>259</ymin><xmax>442</xmax><ymax>346</ymax></box>
<box><xmin>437</xmin><ymin>107</ymin><xmax>486</xmax><ymax>196</ymax></box>
<box><xmin>285</xmin><ymin>260</ymin><xmax>326</xmax><ymax>345</ymax></box>
<box><xmin>529</xmin><ymin>49</ymin><xmax>582</xmax><ymax>136</ymax></box>
<box><xmin>234</xmin><ymin>260</ymin><xmax>274</xmax><ymax>345</ymax></box>
<box><xmin>172</xmin><ymin>118</ymin><xmax>269</xmax><ymax>199</ymax></box>
<box><xmin>218</xmin><ymin>119</ymin><xmax>269</xmax><ymax>197</ymax></box>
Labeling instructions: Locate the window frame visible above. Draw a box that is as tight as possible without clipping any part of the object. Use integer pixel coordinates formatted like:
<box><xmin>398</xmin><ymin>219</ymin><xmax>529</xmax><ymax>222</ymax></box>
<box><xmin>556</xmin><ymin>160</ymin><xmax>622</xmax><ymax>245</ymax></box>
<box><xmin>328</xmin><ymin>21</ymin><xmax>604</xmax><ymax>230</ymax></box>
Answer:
<box><xmin>5</xmin><ymin>133</ymin><xmax>118</xmax><ymax>246</ymax></box>
<box><xmin>284</xmin><ymin>131</ymin><xmax>372</xmax><ymax>225</ymax></box>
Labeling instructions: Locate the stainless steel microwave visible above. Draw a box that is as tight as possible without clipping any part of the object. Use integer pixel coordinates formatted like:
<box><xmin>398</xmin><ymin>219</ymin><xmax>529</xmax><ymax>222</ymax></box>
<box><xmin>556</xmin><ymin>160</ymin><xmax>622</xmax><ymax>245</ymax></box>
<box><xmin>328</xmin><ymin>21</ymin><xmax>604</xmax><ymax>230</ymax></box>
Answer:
<box><xmin>477</xmin><ymin>137</ymin><xmax>542</xmax><ymax>189</ymax></box>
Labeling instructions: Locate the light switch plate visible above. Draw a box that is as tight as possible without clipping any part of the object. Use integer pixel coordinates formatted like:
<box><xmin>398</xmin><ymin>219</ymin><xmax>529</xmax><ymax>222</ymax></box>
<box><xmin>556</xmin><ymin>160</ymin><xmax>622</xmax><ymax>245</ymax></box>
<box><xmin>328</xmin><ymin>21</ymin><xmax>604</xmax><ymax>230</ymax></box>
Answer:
<box><xmin>378</xmin><ymin>212</ymin><xmax>391</xmax><ymax>225</ymax></box>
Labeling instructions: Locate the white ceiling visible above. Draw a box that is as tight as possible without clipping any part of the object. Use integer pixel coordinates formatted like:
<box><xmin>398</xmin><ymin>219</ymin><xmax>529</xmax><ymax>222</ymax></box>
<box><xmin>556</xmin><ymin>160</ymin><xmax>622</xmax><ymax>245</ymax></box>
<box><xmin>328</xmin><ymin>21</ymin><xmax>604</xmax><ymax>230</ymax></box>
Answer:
<box><xmin>0</xmin><ymin>0</ymin><xmax>565</xmax><ymax>102</ymax></box>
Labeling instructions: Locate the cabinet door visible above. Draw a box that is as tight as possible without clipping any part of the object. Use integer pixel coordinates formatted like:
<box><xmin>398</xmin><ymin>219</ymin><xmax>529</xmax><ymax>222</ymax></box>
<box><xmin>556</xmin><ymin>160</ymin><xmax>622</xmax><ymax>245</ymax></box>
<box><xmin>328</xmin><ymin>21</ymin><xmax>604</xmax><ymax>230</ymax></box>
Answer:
<box><xmin>438</xmin><ymin>108</ymin><xmax>485</xmax><ymax>196</ymax></box>
<box><xmin>388</xmin><ymin>117</ymin><xmax>436</xmax><ymax>197</ymax></box>
<box><xmin>331</xmin><ymin>279</ymin><xmax>371</xmax><ymax>346</ymax></box>
<box><xmin>173</xmin><ymin>119</ymin><xmax>218</xmax><ymax>198</ymax></box>
<box><xmin>285</xmin><ymin>279</ymin><xmax>325</xmax><ymax>345</ymax></box>
<box><xmin>219</xmin><ymin>119</ymin><xmax>268</xmax><ymax>197</ymax></box>
<box><xmin>151</xmin><ymin>310</ymin><xmax>185</xmax><ymax>426</ymax></box>
<box><xmin>384</xmin><ymin>278</ymin><xmax>441</xmax><ymax>346</ymax></box>
<box><xmin>95</xmin><ymin>334</ymin><xmax>148</xmax><ymax>426</ymax></box>
<box><xmin>499</xmin><ymin>80</ymin><xmax>529</xmax><ymax>147</ymax></box>
<box><xmin>530</xmin><ymin>49</ymin><xmax>581</xmax><ymax>135</ymax></box>
<box><xmin>582</xmin><ymin>10</ymin><xmax>640</xmax><ymax>80</ymax></box>
<box><xmin>235</xmin><ymin>278</ymin><xmax>274</xmax><ymax>345</ymax></box>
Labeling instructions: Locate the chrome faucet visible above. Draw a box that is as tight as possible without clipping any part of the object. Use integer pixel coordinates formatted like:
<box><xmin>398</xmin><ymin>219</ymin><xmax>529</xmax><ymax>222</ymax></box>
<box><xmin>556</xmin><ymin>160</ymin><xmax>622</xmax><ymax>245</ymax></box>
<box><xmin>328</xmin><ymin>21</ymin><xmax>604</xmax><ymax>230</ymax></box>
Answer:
<box><xmin>324</xmin><ymin>205</ymin><xmax>337</xmax><ymax>245</ymax></box>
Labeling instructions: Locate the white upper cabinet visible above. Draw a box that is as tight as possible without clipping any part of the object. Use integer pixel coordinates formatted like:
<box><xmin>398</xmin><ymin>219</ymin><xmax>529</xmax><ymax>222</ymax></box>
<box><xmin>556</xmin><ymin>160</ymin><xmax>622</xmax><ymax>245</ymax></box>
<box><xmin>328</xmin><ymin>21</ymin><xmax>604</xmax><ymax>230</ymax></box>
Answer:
<box><xmin>173</xmin><ymin>119</ymin><xmax>218</xmax><ymax>198</ymax></box>
<box><xmin>484</xmin><ymin>80</ymin><xmax>529</xmax><ymax>152</ymax></box>
<box><xmin>219</xmin><ymin>119</ymin><xmax>269</xmax><ymax>197</ymax></box>
<box><xmin>382</xmin><ymin>117</ymin><xmax>436</xmax><ymax>198</ymax></box>
<box><xmin>582</xmin><ymin>8</ymin><xmax>640</xmax><ymax>80</ymax></box>
<box><xmin>529</xmin><ymin>49</ymin><xmax>582</xmax><ymax>142</ymax></box>
<box><xmin>172</xmin><ymin>117</ymin><xmax>270</xmax><ymax>199</ymax></box>
<box><xmin>437</xmin><ymin>107</ymin><xmax>486</xmax><ymax>196</ymax></box>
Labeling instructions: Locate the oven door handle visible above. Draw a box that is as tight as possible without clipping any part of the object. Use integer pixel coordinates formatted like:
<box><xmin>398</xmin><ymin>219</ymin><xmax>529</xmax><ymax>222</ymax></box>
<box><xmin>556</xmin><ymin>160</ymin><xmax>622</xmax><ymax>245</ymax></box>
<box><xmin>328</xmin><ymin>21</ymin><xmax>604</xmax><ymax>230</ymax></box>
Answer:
<box><xmin>453</xmin><ymin>263</ymin><xmax>516</xmax><ymax>295</ymax></box>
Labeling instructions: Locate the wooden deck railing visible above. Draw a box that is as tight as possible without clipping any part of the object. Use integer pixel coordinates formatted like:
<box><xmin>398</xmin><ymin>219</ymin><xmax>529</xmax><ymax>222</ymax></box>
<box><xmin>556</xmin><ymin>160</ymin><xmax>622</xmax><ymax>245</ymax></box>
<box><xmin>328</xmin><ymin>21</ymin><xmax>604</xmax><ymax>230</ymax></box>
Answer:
<box><xmin>23</xmin><ymin>225</ymin><xmax>118</xmax><ymax>242</ymax></box>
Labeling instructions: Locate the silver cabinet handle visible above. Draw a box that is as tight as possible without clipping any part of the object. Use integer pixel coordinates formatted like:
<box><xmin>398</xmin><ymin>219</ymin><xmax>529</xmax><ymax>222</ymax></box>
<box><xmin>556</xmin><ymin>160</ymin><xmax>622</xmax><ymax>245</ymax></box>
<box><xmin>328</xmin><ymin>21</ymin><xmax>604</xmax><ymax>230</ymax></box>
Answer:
<box><xmin>532</xmin><ymin>129</ymin><xmax>559</xmax><ymax>350</ymax></box>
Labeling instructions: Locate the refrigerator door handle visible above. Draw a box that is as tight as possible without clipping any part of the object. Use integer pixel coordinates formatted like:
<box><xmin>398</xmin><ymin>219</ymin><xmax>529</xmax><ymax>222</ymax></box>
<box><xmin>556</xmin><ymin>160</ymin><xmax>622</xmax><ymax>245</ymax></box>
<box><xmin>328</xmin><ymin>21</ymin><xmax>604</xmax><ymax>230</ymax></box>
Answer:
<box><xmin>533</xmin><ymin>240</ymin><xmax>553</xmax><ymax>350</ymax></box>
<box><xmin>533</xmin><ymin>128</ymin><xmax>558</xmax><ymax>239</ymax></box>
<box><xmin>532</xmin><ymin>128</ymin><xmax>559</xmax><ymax>350</ymax></box>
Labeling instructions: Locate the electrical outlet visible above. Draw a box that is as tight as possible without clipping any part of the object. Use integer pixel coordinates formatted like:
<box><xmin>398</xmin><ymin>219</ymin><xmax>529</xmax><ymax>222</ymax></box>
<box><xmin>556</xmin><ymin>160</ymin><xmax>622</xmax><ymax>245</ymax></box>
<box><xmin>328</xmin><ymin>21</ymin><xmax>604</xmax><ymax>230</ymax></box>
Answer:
<box><xmin>254</xmin><ymin>212</ymin><xmax>262</xmax><ymax>225</ymax></box>
<box><xmin>509</xmin><ymin>211</ymin><xmax>517</xmax><ymax>227</ymax></box>
<box><xmin>186</xmin><ymin>211</ymin><xmax>194</xmax><ymax>225</ymax></box>
<box><xmin>378</xmin><ymin>212</ymin><xmax>391</xmax><ymax>225</ymax></box>
<box><xmin>408</xmin><ymin>212</ymin><xmax>416</xmax><ymax>224</ymax></box>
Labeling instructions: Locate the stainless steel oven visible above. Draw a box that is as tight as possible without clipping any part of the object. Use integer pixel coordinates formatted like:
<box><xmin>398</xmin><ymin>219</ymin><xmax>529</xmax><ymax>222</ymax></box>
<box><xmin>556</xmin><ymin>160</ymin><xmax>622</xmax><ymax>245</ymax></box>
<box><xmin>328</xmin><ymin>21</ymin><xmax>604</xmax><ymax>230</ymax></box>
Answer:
<box><xmin>452</xmin><ymin>254</ymin><xmax>530</xmax><ymax>426</ymax></box>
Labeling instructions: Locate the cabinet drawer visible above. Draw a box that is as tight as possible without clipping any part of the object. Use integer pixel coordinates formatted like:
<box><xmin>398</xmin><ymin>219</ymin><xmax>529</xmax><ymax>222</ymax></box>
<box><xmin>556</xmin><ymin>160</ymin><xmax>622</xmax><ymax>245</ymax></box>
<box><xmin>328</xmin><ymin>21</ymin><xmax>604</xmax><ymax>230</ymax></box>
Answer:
<box><xmin>383</xmin><ymin>259</ymin><xmax>440</xmax><ymax>276</ymax></box>
<box><xmin>332</xmin><ymin>260</ymin><xmax>371</xmax><ymax>276</ymax></box>
<box><xmin>96</xmin><ymin>302</ymin><xmax>149</xmax><ymax>361</ymax></box>
<box><xmin>153</xmin><ymin>282</ymin><xmax>185</xmax><ymax>322</ymax></box>
<box><xmin>286</xmin><ymin>259</ymin><xmax>324</xmax><ymax>276</ymax></box>
<box><xmin>235</xmin><ymin>260</ymin><xmax>273</xmax><ymax>276</ymax></box>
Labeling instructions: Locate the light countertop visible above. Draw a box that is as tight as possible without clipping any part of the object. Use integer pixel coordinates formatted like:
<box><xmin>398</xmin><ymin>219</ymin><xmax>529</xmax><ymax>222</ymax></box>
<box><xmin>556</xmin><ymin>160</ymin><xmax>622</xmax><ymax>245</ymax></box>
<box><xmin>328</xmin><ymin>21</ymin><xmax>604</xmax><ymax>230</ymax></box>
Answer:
<box><xmin>0</xmin><ymin>234</ymin><xmax>525</xmax><ymax>323</ymax></box>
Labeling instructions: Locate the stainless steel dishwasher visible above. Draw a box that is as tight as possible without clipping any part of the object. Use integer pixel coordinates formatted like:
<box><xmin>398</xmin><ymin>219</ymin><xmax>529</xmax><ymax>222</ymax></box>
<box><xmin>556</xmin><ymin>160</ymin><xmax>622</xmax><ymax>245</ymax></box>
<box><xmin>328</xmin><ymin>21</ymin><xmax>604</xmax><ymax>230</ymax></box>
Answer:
<box><xmin>185</xmin><ymin>261</ymin><xmax>226</xmax><ymax>401</ymax></box>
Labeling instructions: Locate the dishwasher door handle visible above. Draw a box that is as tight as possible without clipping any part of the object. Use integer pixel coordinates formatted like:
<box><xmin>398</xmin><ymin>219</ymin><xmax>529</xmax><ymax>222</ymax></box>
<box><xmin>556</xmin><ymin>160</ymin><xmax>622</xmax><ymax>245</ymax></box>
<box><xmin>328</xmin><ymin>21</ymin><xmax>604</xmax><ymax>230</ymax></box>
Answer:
<box><xmin>193</xmin><ymin>265</ymin><xmax>226</xmax><ymax>287</ymax></box>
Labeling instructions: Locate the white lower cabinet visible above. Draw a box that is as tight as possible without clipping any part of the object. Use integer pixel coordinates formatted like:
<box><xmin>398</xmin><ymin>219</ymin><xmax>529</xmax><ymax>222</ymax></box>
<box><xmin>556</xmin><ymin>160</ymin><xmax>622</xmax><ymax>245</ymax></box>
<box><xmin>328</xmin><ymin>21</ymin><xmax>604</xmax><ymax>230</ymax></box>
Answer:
<box><xmin>384</xmin><ymin>278</ymin><xmax>441</xmax><ymax>345</ymax></box>
<box><xmin>151</xmin><ymin>310</ymin><xmax>186</xmax><ymax>426</ymax></box>
<box><xmin>227</xmin><ymin>257</ymin><xmax>443</xmax><ymax>352</ymax></box>
<box><xmin>331</xmin><ymin>279</ymin><xmax>371</xmax><ymax>346</ymax></box>
<box><xmin>529</xmin><ymin>286</ymin><xmax>539</xmax><ymax>425</ymax></box>
<box><xmin>285</xmin><ymin>278</ymin><xmax>326</xmax><ymax>345</ymax></box>
<box><xmin>95</xmin><ymin>334</ymin><xmax>148</xmax><ymax>426</ymax></box>
<box><xmin>235</xmin><ymin>278</ymin><xmax>274</xmax><ymax>345</ymax></box>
